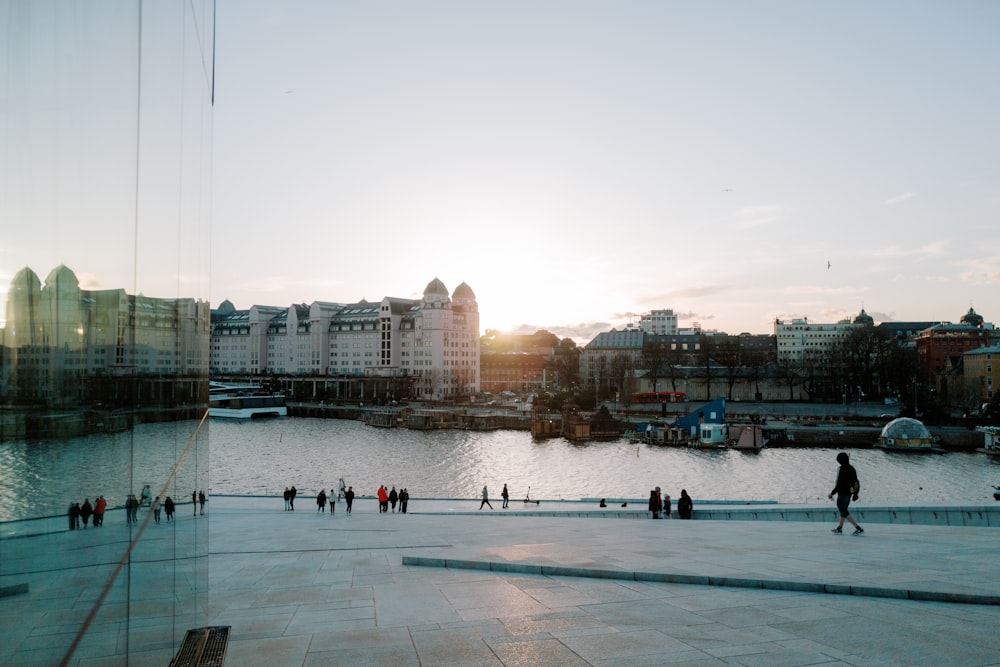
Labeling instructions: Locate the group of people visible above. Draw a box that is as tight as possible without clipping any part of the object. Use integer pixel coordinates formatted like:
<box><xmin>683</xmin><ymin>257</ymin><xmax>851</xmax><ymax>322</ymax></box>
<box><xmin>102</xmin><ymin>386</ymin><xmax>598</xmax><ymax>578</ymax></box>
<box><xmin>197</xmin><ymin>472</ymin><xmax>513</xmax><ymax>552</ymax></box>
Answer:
<box><xmin>68</xmin><ymin>490</ymin><xmax>192</xmax><ymax>529</ymax></box>
<box><xmin>286</xmin><ymin>481</ymin><xmax>363</xmax><ymax>514</ymax></box>
<box><xmin>376</xmin><ymin>485</ymin><xmax>409</xmax><ymax>513</ymax></box>
<box><xmin>645</xmin><ymin>487</ymin><xmax>693</xmax><ymax>519</ymax></box>
<box><xmin>67</xmin><ymin>496</ymin><xmax>107</xmax><ymax>529</ymax></box>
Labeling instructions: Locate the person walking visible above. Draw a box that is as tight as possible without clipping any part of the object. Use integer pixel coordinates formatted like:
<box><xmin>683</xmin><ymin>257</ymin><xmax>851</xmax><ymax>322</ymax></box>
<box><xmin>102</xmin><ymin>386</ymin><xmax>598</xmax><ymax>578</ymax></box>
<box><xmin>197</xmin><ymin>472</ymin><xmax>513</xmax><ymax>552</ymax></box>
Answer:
<box><xmin>80</xmin><ymin>498</ymin><xmax>93</xmax><ymax>528</ymax></box>
<box><xmin>152</xmin><ymin>496</ymin><xmax>161</xmax><ymax>524</ymax></box>
<box><xmin>663</xmin><ymin>493</ymin><xmax>671</xmax><ymax>519</ymax></box>
<box><xmin>68</xmin><ymin>502</ymin><xmax>79</xmax><ymax>530</ymax></box>
<box><xmin>283</xmin><ymin>487</ymin><xmax>291</xmax><ymax>511</ymax></box>
<box><xmin>388</xmin><ymin>486</ymin><xmax>398</xmax><ymax>513</ymax></box>
<box><xmin>289</xmin><ymin>486</ymin><xmax>297</xmax><ymax>511</ymax></box>
<box><xmin>344</xmin><ymin>486</ymin><xmax>354</xmax><ymax>514</ymax></box>
<box><xmin>501</xmin><ymin>484</ymin><xmax>509</xmax><ymax>508</ymax></box>
<box><xmin>192</xmin><ymin>490</ymin><xmax>198</xmax><ymax>516</ymax></box>
<box><xmin>164</xmin><ymin>496</ymin><xmax>175</xmax><ymax>521</ymax></box>
<box><xmin>678</xmin><ymin>489</ymin><xmax>693</xmax><ymax>520</ymax></box>
<box><xmin>829</xmin><ymin>452</ymin><xmax>864</xmax><ymax>535</ymax></box>
<box><xmin>198</xmin><ymin>490</ymin><xmax>206</xmax><ymax>515</ymax></box>
<box><xmin>479</xmin><ymin>485</ymin><xmax>493</xmax><ymax>510</ymax></box>
<box><xmin>649</xmin><ymin>488</ymin><xmax>662</xmax><ymax>519</ymax></box>
<box><xmin>93</xmin><ymin>496</ymin><xmax>107</xmax><ymax>527</ymax></box>
<box><xmin>377</xmin><ymin>485</ymin><xmax>388</xmax><ymax>513</ymax></box>
<box><xmin>399</xmin><ymin>488</ymin><xmax>409</xmax><ymax>513</ymax></box>
<box><xmin>329</xmin><ymin>489</ymin><xmax>336</xmax><ymax>514</ymax></box>
<box><xmin>317</xmin><ymin>489</ymin><xmax>327</xmax><ymax>513</ymax></box>
<box><xmin>127</xmin><ymin>494</ymin><xmax>139</xmax><ymax>524</ymax></box>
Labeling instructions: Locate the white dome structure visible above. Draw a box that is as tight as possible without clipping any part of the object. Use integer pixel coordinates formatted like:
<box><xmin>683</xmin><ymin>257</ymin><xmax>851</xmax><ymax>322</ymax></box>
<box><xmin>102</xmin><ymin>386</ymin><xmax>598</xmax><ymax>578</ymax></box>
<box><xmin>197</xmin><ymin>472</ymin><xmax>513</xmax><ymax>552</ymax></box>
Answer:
<box><xmin>877</xmin><ymin>417</ymin><xmax>935</xmax><ymax>451</ymax></box>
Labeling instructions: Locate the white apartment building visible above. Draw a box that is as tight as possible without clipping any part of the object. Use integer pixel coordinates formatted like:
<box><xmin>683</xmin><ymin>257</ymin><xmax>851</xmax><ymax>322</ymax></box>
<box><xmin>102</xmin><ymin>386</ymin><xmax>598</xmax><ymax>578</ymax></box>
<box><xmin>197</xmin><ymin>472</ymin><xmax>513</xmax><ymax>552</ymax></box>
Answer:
<box><xmin>638</xmin><ymin>309</ymin><xmax>678</xmax><ymax>335</ymax></box>
<box><xmin>211</xmin><ymin>278</ymin><xmax>480</xmax><ymax>399</ymax></box>
<box><xmin>774</xmin><ymin>310</ymin><xmax>872</xmax><ymax>362</ymax></box>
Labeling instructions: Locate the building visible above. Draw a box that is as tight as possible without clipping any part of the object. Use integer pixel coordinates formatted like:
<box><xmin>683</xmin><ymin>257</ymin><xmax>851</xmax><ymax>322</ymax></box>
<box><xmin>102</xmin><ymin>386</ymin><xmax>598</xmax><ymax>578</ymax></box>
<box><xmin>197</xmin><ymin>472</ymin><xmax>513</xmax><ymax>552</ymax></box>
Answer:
<box><xmin>913</xmin><ymin>308</ymin><xmax>995</xmax><ymax>385</ymax></box>
<box><xmin>638</xmin><ymin>309</ymin><xmax>678</xmax><ymax>335</ymax></box>
<box><xmin>963</xmin><ymin>345</ymin><xmax>1000</xmax><ymax>406</ymax></box>
<box><xmin>774</xmin><ymin>311</ymin><xmax>871</xmax><ymax>362</ymax></box>
<box><xmin>211</xmin><ymin>278</ymin><xmax>480</xmax><ymax>399</ymax></box>
<box><xmin>3</xmin><ymin>265</ymin><xmax>209</xmax><ymax>406</ymax></box>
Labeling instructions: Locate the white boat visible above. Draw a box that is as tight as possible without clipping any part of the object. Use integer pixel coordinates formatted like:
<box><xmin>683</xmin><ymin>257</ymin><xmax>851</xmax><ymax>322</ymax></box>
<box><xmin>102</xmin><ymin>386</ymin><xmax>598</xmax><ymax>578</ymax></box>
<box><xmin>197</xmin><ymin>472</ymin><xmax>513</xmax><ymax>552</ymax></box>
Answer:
<box><xmin>691</xmin><ymin>422</ymin><xmax>728</xmax><ymax>448</ymax></box>
<box><xmin>209</xmin><ymin>382</ymin><xmax>287</xmax><ymax>419</ymax></box>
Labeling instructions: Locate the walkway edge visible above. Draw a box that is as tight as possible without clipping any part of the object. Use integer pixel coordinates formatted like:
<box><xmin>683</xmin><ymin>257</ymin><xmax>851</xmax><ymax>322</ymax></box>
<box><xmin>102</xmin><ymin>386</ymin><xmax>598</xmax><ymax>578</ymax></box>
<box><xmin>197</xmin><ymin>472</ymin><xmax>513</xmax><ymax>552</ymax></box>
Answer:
<box><xmin>401</xmin><ymin>556</ymin><xmax>1000</xmax><ymax>606</ymax></box>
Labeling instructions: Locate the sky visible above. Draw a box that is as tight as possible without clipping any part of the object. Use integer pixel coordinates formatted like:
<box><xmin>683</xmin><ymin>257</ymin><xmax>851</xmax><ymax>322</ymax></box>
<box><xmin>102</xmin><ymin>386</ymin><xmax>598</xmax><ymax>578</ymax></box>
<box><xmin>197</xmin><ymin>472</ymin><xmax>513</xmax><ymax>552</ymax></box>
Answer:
<box><xmin>3</xmin><ymin>2</ymin><xmax>998</xmax><ymax>346</ymax></box>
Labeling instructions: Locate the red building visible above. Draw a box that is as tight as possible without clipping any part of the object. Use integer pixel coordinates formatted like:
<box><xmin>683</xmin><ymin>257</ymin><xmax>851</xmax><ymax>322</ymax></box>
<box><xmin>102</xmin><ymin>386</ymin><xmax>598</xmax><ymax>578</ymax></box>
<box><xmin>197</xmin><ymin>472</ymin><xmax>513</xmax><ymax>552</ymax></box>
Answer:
<box><xmin>913</xmin><ymin>309</ymin><xmax>994</xmax><ymax>385</ymax></box>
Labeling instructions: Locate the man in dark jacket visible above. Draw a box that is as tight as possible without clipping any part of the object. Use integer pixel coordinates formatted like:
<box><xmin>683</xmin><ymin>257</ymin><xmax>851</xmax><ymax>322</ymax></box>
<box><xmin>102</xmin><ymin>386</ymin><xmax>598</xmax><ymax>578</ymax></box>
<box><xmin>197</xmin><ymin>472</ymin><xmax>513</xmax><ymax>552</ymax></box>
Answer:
<box><xmin>828</xmin><ymin>452</ymin><xmax>864</xmax><ymax>535</ymax></box>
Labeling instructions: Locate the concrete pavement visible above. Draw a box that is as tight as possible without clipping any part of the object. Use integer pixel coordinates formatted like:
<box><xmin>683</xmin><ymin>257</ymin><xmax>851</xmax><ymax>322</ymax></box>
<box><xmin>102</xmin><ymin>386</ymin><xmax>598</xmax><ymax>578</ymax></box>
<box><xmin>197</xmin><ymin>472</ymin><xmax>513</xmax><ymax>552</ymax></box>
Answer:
<box><xmin>3</xmin><ymin>496</ymin><xmax>1000</xmax><ymax>665</ymax></box>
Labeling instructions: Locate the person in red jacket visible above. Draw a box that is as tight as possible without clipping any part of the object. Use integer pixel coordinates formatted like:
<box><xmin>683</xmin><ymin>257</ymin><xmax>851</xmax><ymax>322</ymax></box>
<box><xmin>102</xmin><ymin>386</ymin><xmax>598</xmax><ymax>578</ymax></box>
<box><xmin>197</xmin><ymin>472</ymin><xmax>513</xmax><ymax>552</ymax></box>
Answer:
<box><xmin>93</xmin><ymin>496</ymin><xmax>107</xmax><ymax>526</ymax></box>
<box><xmin>377</xmin><ymin>485</ymin><xmax>389</xmax><ymax>513</ymax></box>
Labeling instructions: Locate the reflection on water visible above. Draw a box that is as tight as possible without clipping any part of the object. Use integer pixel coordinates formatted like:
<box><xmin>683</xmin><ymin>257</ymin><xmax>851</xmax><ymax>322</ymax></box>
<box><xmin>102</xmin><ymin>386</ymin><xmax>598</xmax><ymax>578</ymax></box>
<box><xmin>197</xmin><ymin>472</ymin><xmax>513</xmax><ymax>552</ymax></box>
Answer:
<box><xmin>0</xmin><ymin>420</ymin><xmax>208</xmax><ymax>523</ymax></box>
<box><xmin>3</xmin><ymin>416</ymin><xmax>998</xmax><ymax>521</ymax></box>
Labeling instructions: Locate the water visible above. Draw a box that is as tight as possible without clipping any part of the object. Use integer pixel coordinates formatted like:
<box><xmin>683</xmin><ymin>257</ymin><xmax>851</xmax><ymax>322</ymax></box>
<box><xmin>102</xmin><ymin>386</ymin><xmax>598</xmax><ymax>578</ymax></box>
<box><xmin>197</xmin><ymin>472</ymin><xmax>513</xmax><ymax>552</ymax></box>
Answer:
<box><xmin>3</xmin><ymin>417</ymin><xmax>998</xmax><ymax>522</ymax></box>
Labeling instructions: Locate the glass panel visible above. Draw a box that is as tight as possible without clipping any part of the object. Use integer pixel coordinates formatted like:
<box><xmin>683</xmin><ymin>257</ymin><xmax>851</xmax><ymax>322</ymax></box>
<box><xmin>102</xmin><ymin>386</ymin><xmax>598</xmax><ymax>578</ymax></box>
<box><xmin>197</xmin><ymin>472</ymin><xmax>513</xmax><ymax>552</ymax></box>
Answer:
<box><xmin>1</xmin><ymin>2</ymin><xmax>214</xmax><ymax>663</ymax></box>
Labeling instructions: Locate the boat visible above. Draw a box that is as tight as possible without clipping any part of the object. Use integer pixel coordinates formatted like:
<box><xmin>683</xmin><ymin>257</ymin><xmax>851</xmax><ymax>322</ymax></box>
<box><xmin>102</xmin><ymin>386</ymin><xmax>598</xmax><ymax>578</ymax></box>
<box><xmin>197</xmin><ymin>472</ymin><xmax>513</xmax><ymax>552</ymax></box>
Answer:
<box><xmin>691</xmin><ymin>422</ymin><xmax>728</xmax><ymax>448</ymax></box>
<box><xmin>731</xmin><ymin>424</ymin><xmax>766</xmax><ymax>451</ymax></box>
<box><xmin>874</xmin><ymin>417</ymin><xmax>942</xmax><ymax>452</ymax></box>
<box><xmin>208</xmin><ymin>382</ymin><xmax>287</xmax><ymax>419</ymax></box>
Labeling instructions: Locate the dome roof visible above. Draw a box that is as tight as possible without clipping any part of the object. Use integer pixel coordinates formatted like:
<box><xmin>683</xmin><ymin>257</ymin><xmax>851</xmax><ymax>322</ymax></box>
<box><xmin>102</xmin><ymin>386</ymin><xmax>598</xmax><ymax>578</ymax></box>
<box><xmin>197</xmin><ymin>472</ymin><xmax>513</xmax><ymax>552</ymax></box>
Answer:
<box><xmin>423</xmin><ymin>277</ymin><xmax>449</xmax><ymax>297</ymax></box>
<box><xmin>216</xmin><ymin>299</ymin><xmax>236</xmax><ymax>313</ymax></box>
<box><xmin>853</xmin><ymin>308</ymin><xmax>874</xmax><ymax>325</ymax></box>
<box><xmin>452</xmin><ymin>281</ymin><xmax>475</xmax><ymax>300</ymax></box>
<box><xmin>10</xmin><ymin>267</ymin><xmax>41</xmax><ymax>291</ymax></box>
<box><xmin>44</xmin><ymin>264</ymin><xmax>79</xmax><ymax>290</ymax></box>
<box><xmin>960</xmin><ymin>307</ymin><xmax>983</xmax><ymax>328</ymax></box>
<box><xmin>879</xmin><ymin>417</ymin><xmax>931</xmax><ymax>440</ymax></box>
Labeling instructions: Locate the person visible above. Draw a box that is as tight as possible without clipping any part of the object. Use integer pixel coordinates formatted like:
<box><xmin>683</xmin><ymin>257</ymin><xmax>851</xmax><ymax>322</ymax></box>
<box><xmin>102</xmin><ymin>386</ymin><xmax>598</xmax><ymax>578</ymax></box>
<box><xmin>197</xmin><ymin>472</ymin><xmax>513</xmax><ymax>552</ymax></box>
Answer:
<box><xmin>317</xmin><ymin>488</ymin><xmax>327</xmax><ymax>512</ymax></box>
<box><xmin>399</xmin><ymin>487</ymin><xmax>409</xmax><ymax>513</ymax></box>
<box><xmin>388</xmin><ymin>486</ymin><xmax>398</xmax><ymax>513</ymax></box>
<box><xmin>663</xmin><ymin>493</ymin><xmax>671</xmax><ymax>519</ymax></box>
<box><xmin>164</xmin><ymin>496</ymin><xmax>175</xmax><ymax>521</ymax></box>
<box><xmin>93</xmin><ymin>496</ymin><xmax>107</xmax><ymax>526</ymax></box>
<box><xmin>192</xmin><ymin>490</ymin><xmax>198</xmax><ymax>515</ymax></box>
<box><xmin>480</xmin><ymin>485</ymin><xmax>493</xmax><ymax>510</ymax></box>
<box><xmin>140</xmin><ymin>484</ymin><xmax>152</xmax><ymax>508</ymax></box>
<box><xmin>199</xmin><ymin>490</ymin><xmax>206</xmax><ymax>515</ymax></box>
<box><xmin>678</xmin><ymin>489</ymin><xmax>693</xmax><ymax>520</ymax></box>
<box><xmin>127</xmin><ymin>494</ymin><xmax>139</xmax><ymax>524</ymax></box>
<box><xmin>344</xmin><ymin>486</ymin><xmax>355</xmax><ymax>514</ymax></box>
<box><xmin>377</xmin><ymin>485</ymin><xmax>388</xmax><ymax>513</ymax></box>
<box><xmin>329</xmin><ymin>489</ymin><xmax>336</xmax><ymax>514</ymax></box>
<box><xmin>338</xmin><ymin>477</ymin><xmax>346</xmax><ymax>500</ymax></box>
<box><xmin>829</xmin><ymin>452</ymin><xmax>864</xmax><ymax>535</ymax></box>
<box><xmin>501</xmin><ymin>484</ymin><xmax>509</xmax><ymax>508</ymax></box>
<box><xmin>153</xmin><ymin>496</ymin><xmax>161</xmax><ymax>524</ymax></box>
<box><xmin>599</xmin><ymin>498</ymin><xmax>607</xmax><ymax>508</ymax></box>
<box><xmin>68</xmin><ymin>502</ymin><xmax>79</xmax><ymax>530</ymax></box>
<box><xmin>284</xmin><ymin>487</ymin><xmax>291</xmax><ymax>511</ymax></box>
<box><xmin>289</xmin><ymin>486</ymin><xmax>297</xmax><ymax>511</ymax></box>
<box><xmin>648</xmin><ymin>488</ymin><xmax>661</xmax><ymax>519</ymax></box>
<box><xmin>80</xmin><ymin>498</ymin><xmax>93</xmax><ymax>528</ymax></box>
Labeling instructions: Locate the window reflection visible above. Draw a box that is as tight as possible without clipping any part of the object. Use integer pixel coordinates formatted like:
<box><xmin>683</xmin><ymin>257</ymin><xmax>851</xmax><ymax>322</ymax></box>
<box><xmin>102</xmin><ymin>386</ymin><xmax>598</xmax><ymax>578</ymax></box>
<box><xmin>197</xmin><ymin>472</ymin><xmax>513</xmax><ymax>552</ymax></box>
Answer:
<box><xmin>1</xmin><ymin>2</ymin><xmax>214</xmax><ymax>663</ymax></box>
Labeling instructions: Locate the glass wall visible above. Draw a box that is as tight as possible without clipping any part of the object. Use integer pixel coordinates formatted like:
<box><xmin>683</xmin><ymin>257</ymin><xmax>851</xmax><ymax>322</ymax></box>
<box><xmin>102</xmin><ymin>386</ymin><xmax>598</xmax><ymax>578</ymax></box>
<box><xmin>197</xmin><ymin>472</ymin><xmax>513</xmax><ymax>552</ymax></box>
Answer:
<box><xmin>1</xmin><ymin>2</ymin><xmax>214</xmax><ymax>663</ymax></box>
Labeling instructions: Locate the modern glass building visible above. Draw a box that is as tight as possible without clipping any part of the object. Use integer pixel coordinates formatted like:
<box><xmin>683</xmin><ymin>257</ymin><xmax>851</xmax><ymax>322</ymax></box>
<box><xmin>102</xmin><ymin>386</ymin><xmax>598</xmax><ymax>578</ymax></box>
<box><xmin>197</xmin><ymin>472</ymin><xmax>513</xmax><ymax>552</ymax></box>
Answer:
<box><xmin>1</xmin><ymin>2</ymin><xmax>215</xmax><ymax>663</ymax></box>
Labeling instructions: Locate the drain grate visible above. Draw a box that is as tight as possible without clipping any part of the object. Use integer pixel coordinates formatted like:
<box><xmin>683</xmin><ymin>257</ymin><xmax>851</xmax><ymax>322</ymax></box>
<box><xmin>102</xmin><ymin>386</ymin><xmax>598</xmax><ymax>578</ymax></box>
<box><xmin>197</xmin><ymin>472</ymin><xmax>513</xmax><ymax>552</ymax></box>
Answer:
<box><xmin>169</xmin><ymin>626</ymin><xmax>230</xmax><ymax>667</ymax></box>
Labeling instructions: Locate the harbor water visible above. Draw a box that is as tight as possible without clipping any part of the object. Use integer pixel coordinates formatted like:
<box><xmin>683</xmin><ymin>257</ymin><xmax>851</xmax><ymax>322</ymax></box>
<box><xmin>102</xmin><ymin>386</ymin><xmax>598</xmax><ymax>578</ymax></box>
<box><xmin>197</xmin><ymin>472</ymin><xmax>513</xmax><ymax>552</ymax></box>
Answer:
<box><xmin>3</xmin><ymin>416</ymin><xmax>999</xmax><ymax>523</ymax></box>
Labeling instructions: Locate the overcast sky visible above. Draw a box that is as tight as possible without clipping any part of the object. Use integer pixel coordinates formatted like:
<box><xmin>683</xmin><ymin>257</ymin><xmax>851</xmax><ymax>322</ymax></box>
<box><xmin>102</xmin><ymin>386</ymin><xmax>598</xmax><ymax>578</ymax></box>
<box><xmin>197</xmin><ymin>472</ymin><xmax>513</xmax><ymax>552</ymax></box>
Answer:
<box><xmin>5</xmin><ymin>2</ymin><xmax>997</xmax><ymax>346</ymax></box>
